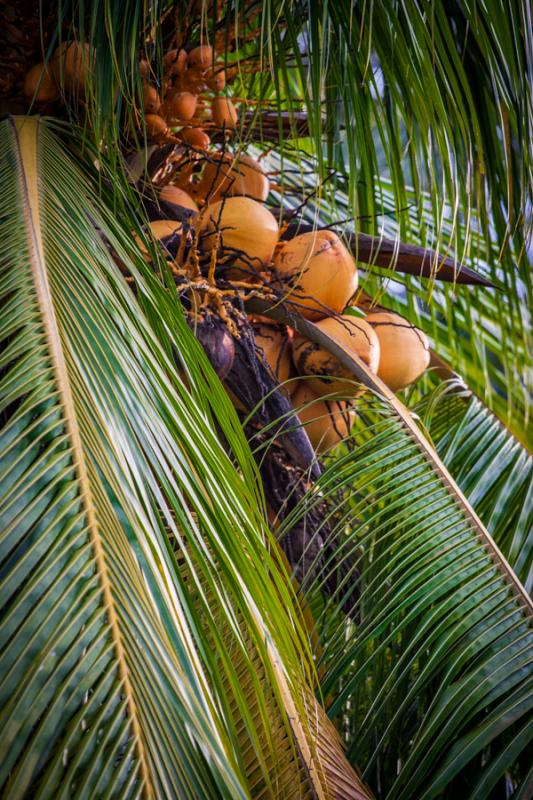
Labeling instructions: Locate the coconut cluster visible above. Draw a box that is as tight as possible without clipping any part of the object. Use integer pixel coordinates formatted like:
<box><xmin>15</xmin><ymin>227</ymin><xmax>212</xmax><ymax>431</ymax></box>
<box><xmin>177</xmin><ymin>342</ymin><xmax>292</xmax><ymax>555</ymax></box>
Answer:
<box><xmin>138</xmin><ymin>43</ymin><xmax>241</xmax><ymax>147</ymax></box>
<box><xmin>25</xmin><ymin>38</ymin><xmax>430</xmax><ymax>458</ymax></box>
<box><xmin>23</xmin><ymin>41</ymin><xmax>93</xmax><ymax>104</ymax></box>
<box><xmin>23</xmin><ymin>39</ymin><xmax>240</xmax><ymax>152</ymax></box>
<box><xmin>145</xmin><ymin>170</ymin><xmax>430</xmax><ymax>454</ymax></box>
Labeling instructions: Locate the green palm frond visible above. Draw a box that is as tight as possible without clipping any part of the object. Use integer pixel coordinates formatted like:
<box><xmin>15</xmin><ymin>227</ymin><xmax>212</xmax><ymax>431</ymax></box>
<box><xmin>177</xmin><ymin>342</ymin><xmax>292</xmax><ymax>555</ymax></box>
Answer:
<box><xmin>266</xmin><ymin>314</ymin><xmax>533</xmax><ymax>798</ymax></box>
<box><xmin>0</xmin><ymin>116</ymin><xmax>370</xmax><ymax>799</ymax></box>
<box><xmin>0</xmin><ymin>116</ymin><xmax>244</xmax><ymax>799</ymax></box>
<box><xmin>416</xmin><ymin>381</ymin><xmax>533</xmax><ymax>592</ymax></box>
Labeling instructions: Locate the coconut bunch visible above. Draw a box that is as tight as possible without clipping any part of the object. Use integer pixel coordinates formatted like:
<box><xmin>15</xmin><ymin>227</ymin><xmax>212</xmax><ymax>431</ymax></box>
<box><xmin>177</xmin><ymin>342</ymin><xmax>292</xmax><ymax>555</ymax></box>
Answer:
<box><xmin>23</xmin><ymin>41</ymin><xmax>93</xmax><ymax>105</ymax></box>
<box><xmin>138</xmin><ymin>155</ymin><xmax>430</xmax><ymax>456</ymax></box>
<box><xmin>138</xmin><ymin>42</ymin><xmax>242</xmax><ymax>146</ymax></box>
<box><xmin>22</xmin><ymin>30</ymin><xmax>241</xmax><ymax>148</ymax></box>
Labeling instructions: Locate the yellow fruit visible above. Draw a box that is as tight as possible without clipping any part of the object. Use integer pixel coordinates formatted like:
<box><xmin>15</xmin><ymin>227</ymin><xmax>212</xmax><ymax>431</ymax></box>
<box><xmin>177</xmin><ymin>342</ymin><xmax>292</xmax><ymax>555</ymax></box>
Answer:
<box><xmin>142</xmin><ymin>84</ymin><xmax>161</xmax><ymax>113</ymax></box>
<box><xmin>188</xmin><ymin>45</ymin><xmax>214</xmax><ymax>69</ymax></box>
<box><xmin>212</xmin><ymin>96</ymin><xmax>238</xmax><ymax>128</ymax></box>
<box><xmin>273</xmin><ymin>230</ymin><xmax>358</xmax><ymax>321</ymax></box>
<box><xmin>198</xmin><ymin>197</ymin><xmax>279</xmax><ymax>279</ymax></box>
<box><xmin>253</xmin><ymin>321</ymin><xmax>293</xmax><ymax>393</ymax></box>
<box><xmin>160</xmin><ymin>185</ymin><xmax>199</xmax><ymax>213</ymax></box>
<box><xmin>293</xmin><ymin>383</ymin><xmax>356</xmax><ymax>453</ymax></box>
<box><xmin>139</xmin><ymin>59</ymin><xmax>150</xmax><ymax>79</ymax></box>
<box><xmin>24</xmin><ymin>63</ymin><xmax>59</xmax><ymax>102</ymax></box>
<box><xmin>198</xmin><ymin>154</ymin><xmax>269</xmax><ymax>203</ymax></box>
<box><xmin>181</xmin><ymin>127</ymin><xmax>210</xmax><ymax>149</ymax></box>
<box><xmin>164</xmin><ymin>48</ymin><xmax>187</xmax><ymax>75</ymax></box>
<box><xmin>292</xmin><ymin>315</ymin><xmax>380</xmax><ymax>397</ymax></box>
<box><xmin>165</xmin><ymin>91</ymin><xmax>197</xmax><ymax>121</ymax></box>
<box><xmin>149</xmin><ymin>220</ymin><xmax>183</xmax><ymax>238</ymax></box>
<box><xmin>52</xmin><ymin>42</ymin><xmax>92</xmax><ymax>92</ymax></box>
<box><xmin>364</xmin><ymin>311</ymin><xmax>430</xmax><ymax>391</ymax></box>
<box><xmin>206</xmin><ymin>67</ymin><xmax>226</xmax><ymax>91</ymax></box>
<box><xmin>144</xmin><ymin>114</ymin><xmax>168</xmax><ymax>138</ymax></box>
<box><xmin>136</xmin><ymin>220</ymin><xmax>183</xmax><ymax>259</ymax></box>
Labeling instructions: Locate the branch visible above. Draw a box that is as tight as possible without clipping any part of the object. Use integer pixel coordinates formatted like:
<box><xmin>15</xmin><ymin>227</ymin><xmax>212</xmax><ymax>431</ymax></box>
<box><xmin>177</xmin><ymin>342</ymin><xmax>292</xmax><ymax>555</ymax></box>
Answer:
<box><xmin>280</xmin><ymin>222</ymin><xmax>496</xmax><ymax>288</ymax></box>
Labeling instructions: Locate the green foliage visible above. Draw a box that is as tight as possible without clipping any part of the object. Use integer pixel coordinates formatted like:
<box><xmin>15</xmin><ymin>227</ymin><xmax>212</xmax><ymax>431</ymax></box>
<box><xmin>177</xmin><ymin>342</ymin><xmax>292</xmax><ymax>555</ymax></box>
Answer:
<box><xmin>5</xmin><ymin>1</ymin><xmax>532</xmax><ymax>797</ymax></box>
<box><xmin>1</xmin><ymin>116</ymin><xmax>343</xmax><ymax>799</ymax></box>
<box><xmin>279</xmin><ymin>393</ymin><xmax>533</xmax><ymax>798</ymax></box>
<box><xmin>417</xmin><ymin>382</ymin><xmax>533</xmax><ymax>592</ymax></box>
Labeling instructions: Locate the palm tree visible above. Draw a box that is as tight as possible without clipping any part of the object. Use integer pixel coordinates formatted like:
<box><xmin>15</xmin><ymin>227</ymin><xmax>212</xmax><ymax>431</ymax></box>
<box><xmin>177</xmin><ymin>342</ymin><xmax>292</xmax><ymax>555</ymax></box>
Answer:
<box><xmin>1</xmin><ymin>1</ymin><xmax>531</xmax><ymax>798</ymax></box>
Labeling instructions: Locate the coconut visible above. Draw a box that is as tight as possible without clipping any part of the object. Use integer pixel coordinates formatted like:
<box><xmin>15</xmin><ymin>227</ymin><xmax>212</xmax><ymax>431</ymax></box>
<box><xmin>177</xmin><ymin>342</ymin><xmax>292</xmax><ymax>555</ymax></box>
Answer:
<box><xmin>198</xmin><ymin>197</ymin><xmax>279</xmax><ymax>280</ymax></box>
<box><xmin>139</xmin><ymin>59</ymin><xmax>150</xmax><ymax>79</ymax></box>
<box><xmin>142</xmin><ymin>84</ymin><xmax>161</xmax><ymax>114</ymax></box>
<box><xmin>364</xmin><ymin>311</ymin><xmax>430</xmax><ymax>392</ymax></box>
<box><xmin>212</xmin><ymin>97</ymin><xmax>238</xmax><ymax>128</ymax></box>
<box><xmin>181</xmin><ymin>127</ymin><xmax>210</xmax><ymax>149</ymax></box>
<box><xmin>160</xmin><ymin>185</ymin><xmax>199</xmax><ymax>213</ymax></box>
<box><xmin>144</xmin><ymin>114</ymin><xmax>168</xmax><ymax>138</ymax></box>
<box><xmin>206</xmin><ymin>67</ymin><xmax>226</xmax><ymax>92</ymax></box>
<box><xmin>188</xmin><ymin>45</ymin><xmax>214</xmax><ymax>70</ymax></box>
<box><xmin>253</xmin><ymin>320</ymin><xmax>293</xmax><ymax>394</ymax></box>
<box><xmin>164</xmin><ymin>48</ymin><xmax>188</xmax><ymax>75</ymax></box>
<box><xmin>52</xmin><ymin>42</ymin><xmax>92</xmax><ymax>92</ymax></box>
<box><xmin>273</xmin><ymin>230</ymin><xmax>358</xmax><ymax>321</ymax></box>
<box><xmin>198</xmin><ymin>154</ymin><xmax>269</xmax><ymax>203</ymax></box>
<box><xmin>165</xmin><ymin>91</ymin><xmax>197</xmax><ymax>121</ymax></box>
<box><xmin>292</xmin><ymin>315</ymin><xmax>380</xmax><ymax>397</ymax></box>
<box><xmin>293</xmin><ymin>383</ymin><xmax>356</xmax><ymax>453</ymax></box>
<box><xmin>24</xmin><ymin>63</ymin><xmax>59</xmax><ymax>103</ymax></box>
<box><xmin>136</xmin><ymin>220</ymin><xmax>183</xmax><ymax>260</ymax></box>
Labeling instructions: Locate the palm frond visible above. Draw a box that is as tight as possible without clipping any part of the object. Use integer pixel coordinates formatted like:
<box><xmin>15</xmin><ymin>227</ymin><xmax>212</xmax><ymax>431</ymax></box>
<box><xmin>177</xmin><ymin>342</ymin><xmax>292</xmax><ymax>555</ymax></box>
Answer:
<box><xmin>0</xmin><ymin>115</ymin><xmax>370</xmax><ymax>799</ymax></box>
<box><xmin>416</xmin><ymin>381</ymin><xmax>533</xmax><ymax>592</ymax></box>
<box><xmin>0</xmin><ymin>115</ymin><xmax>244</xmax><ymax>799</ymax></box>
<box><xmin>265</xmin><ymin>313</ymin><xmax>533</xmax><ymax>798</ymax></box>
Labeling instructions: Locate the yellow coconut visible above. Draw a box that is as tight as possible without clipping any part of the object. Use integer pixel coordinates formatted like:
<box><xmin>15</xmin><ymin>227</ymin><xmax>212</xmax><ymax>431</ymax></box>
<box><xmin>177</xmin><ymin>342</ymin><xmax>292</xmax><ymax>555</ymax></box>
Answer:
<box><xmin>165</xmin><ymin>90</ymin><xmax>197</xmax><ymax>121</ymax></box>
<box><xmin>142</xmin><ymin>84</ymin><xmax>161</xmax><ymax>114</ymax></box>
<box><xmin>160</xmin><ymin>185</ymin><xmax>199</xmax><ymax>213</ymax></box>
<box><xmin>198</xmin><ymin>197</ymin><xmax>279</xmax><ymax>279</ymax></box>
<box><xmin>24</xmin><ymin>63</ymin><xmax>59</xmax><ymax>103</ymax></box>
<box><xmin>139</xmin><ymin>59</ymin><xmax>150</xmax><ymax>79</ymax></box>
<box><xmin>292</xmin><ymin>315</ymin><xmax>380</xmax><ymax>397</ymax></box>
<box><xmin>364</xmin><ymin>311</ymin><xmax>430</xmax><ymax>392</ymax></box>
<box><xmin>198</xmin><ymin>154</ymin><xmax>269</xmax><ymax>203</ymax></box>
<box><xmin>212</xmin><ymin>97</ymin><xmax>238</xmax><ymax>128</ymax></box>
<box><xmin>206</xmin><ymin>67</ymin><xmax>226</xmax><ymax>92</ymax></box>
<box><xmin>188</xmin><ymin>45</ymin><xmax>214</xmax><ymax>69</ymax></box>
<box><xmin>273</xmin><ymin>230</ymin><xmax>358</xmax><ymax>321</ymax></box>
<box><xmin>164</xmin><ymin>48</ymin><xmax>188</xmax><ymax>75</ymax></box>
<box><xmin>52</xmin><ymin>42</ymin><xmax>92</xmax><ymax>92</ymax></box>
<box><xmin>181</xmin><ymin>127</ymin><xmax>210</xmax><ymax>149</ymax></box>
<box><xmin>252</xmin><ymin>321</ymin><xmax>293</xmax><ymax>394</ymax></box>
<box><xmin>144</xmin><ymin>114</ymin><xmax>168</xmax><ymax>138</ymax></box>
<box><xmin>293</xmin><ymin>383</ymin><xmax>356</xmax><ymax>454</ymax></box>
<box><xmin>136</xmin><ymin>220</ymin><xmax>183</xmax><ymax>260</ymax></box>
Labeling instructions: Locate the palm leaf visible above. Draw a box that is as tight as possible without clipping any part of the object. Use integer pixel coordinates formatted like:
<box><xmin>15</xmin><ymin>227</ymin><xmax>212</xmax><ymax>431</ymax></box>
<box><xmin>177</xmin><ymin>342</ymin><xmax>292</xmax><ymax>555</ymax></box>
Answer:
<box><xmin>0</xmin><ymin>116</ymin><xmax>370</xmax><ymax>799</ymax></box>
<box><xmin>257</xmin><ymin>307</ymin><xmax>533</xmax><ymax>797</ymax></box>
<box><xmin>0</xmin><ymin>116</ymin><xmax>244</xmax><ymax>799</ymax></box>
<box><xmin>416</xmin><ymin>381</ymin><xmax>533</xmax><ymax>593</ymax></box>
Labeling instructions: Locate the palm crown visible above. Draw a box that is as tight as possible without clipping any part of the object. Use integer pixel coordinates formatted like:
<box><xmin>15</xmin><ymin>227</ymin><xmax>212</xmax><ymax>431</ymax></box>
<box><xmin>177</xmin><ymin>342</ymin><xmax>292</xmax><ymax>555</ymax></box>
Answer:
<box><xmin>1</xmin><ymin>2</ymin><xmax>531</xmax><ymax>798</ymax></box>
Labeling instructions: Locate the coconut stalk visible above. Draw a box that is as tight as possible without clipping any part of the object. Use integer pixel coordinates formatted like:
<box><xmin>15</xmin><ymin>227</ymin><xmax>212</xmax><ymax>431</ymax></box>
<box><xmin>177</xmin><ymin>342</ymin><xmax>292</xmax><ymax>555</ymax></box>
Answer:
<box><xmin>280</xmin><ymin>222</ymin><xmax>496</xmax><ymax>287</ymax></box>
